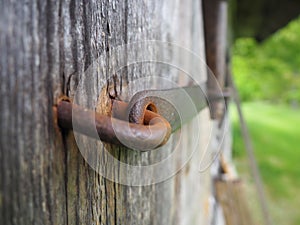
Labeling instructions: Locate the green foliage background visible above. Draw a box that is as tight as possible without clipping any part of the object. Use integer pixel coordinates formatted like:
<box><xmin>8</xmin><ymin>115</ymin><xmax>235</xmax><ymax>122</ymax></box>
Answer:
<box><xmin>231</xmin><ymin>16</ymin><xmax>300</xmax><ymax>225</ymax></box>
<box><xmin>232</xmin><ymin>16</ymin><xmax>300</xmax><ymax>103</ymax></box>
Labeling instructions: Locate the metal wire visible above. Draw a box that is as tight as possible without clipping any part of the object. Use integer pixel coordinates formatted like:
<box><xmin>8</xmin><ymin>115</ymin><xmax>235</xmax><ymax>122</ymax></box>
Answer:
<box><xmin>228</xmin><ymin>72</ymin><xmax>273</xmax><ymax>225</ymax></box>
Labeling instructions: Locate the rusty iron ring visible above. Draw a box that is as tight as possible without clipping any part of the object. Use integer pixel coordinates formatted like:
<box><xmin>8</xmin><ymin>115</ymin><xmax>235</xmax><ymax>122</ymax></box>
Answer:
<box><xmin>55</xmin><ymin>100</ymin><xmax>171</xmax><ymax>150</ymax></box>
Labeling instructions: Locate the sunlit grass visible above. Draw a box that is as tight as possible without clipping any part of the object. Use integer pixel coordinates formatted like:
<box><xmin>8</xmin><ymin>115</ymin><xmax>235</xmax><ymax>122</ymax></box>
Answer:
<box><xmin>230</xmin><ymin>101</ymin><xmax>300</xmax><ymax>225</ymax></box>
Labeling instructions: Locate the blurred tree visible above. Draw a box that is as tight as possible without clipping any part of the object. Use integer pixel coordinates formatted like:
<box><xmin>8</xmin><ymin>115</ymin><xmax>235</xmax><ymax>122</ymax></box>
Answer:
<box><xmin>232</xmin><ymin>16</ymin><xmax>300</xmax><ymax>104</ymax></box>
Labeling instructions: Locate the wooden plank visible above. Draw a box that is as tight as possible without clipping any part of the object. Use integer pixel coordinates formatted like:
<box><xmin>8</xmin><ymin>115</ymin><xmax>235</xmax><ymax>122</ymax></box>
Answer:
<box><xmin>203</xmin><ymin>0</ymin><xmax>228</xmax><ymax>119</ymax></box>
<box><xmin>0</xmin><ymin>0</ymin><xmax>210</xmax><ymax>224</ymax></box>
<box><xmin>215</xmin><ymin>179</ymin><xmax>255</xmax><ymax>225</ymax></box>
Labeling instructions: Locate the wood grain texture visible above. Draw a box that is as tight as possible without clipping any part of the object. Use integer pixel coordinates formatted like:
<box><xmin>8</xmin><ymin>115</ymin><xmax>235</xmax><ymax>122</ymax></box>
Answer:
<box><xmin>215</xmin><ymin>179</ymin><xmax>254</xmax><ymax>225</ymax></box>
<box><xmin>0</xmin><ymin>0</ymin><xmax>211</xmax><ymax>224</ymax></box>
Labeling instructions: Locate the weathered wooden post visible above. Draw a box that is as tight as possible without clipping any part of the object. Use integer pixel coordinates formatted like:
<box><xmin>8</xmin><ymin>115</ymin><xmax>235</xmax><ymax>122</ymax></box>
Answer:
<box><xmin>0</xmin><ymin>0</ymin><xmax>218</xmax><ymax>224</ymax></box>
<box><xmin>203</xmin><ymin>0</ymin><xmax>228</xmax><ymax>120</ymax></box>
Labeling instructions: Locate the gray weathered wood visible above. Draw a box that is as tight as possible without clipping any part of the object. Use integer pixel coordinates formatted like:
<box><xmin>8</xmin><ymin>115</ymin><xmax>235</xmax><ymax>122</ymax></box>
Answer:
<box><xmin>0</xmin><ymin>0</ymin><xmax>211</xmax><ymax>224</ymax></box>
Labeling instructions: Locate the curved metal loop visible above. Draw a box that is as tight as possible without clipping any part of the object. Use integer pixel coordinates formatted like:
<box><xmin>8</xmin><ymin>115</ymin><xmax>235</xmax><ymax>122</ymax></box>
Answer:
<box><xmin>126</xmin><ymin>85</ymin><xmax>208</xmax><ymax>132</ymax></box>
<box><xmin>55</xmin><ymin>100</ymin><xmax>171</xmax><ymax>151</ymax></box>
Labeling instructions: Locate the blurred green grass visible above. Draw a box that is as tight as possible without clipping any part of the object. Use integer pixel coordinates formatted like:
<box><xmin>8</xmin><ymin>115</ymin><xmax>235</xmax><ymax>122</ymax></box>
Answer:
<box><xmin>230</xmin><ymin>101</ymin><xmax>300</xmax><ymax>225</ymax></box>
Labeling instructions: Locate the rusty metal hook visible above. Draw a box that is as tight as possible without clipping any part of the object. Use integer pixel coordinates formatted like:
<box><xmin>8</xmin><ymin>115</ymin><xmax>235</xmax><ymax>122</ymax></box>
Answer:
<box><xmin>55</xmin><ymin>100</ymin><xmax>171</xmax><ymax>151</ymax></box>
<box><xmin>54</xmin><ymin>83</ymin><xmax>229</xmax><ymax>150</ymax></box>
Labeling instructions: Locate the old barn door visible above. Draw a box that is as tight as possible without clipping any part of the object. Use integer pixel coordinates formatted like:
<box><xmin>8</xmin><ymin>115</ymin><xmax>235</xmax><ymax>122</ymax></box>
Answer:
<box><xmin>0</xmin><ymin>0</ymin><xmax>213</xmax><ymax>224</ymax></box>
